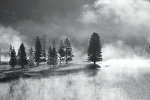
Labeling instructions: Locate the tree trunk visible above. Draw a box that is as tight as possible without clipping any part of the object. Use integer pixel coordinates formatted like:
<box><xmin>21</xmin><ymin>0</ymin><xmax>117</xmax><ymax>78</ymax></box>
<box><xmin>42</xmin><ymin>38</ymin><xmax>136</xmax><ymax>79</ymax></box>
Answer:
<box><xmin>37</xmin><ymin>62</ymin><xmax>38</xmax><ymax>66</ymax></box>
<box><xmin>94</xmin><ymin>61</ymin><xmax>96</xmax><ymax>67</ymax></box>
<box><xmin>12</xmin><ymin>65</ymin><xmax>14</xmax><ymax>69</ymax></box>
<box><xmin>93</xmin><ymin>34</ymin><xmax>96</xmax><ymax>68</ymax></box>
<box><xmin>66</xmin><ymin>53</ymin><xmax>68</xmax><ymax>65</ymax></box>
<box><xmin>21</xmin><ymin>65</ymin><xmax>24</xmax><ymax>69</ymax></box>
<box><xmin>66</xmin><ymin>59</ymin><xmax>67</xmax><ymax>65</ymax></box>
<box><xmin>60</xmin><ymin>57</ymin><xmax>61</xmax><ymax>65</ymax></box>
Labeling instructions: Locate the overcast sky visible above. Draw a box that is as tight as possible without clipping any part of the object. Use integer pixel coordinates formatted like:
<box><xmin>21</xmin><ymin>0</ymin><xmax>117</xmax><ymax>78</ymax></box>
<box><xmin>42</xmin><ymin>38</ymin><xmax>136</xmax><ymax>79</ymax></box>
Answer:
<box><xmin>0</xmin><ymin>0</ymin><xmax>150</xmax><ymax>60</ymax></box>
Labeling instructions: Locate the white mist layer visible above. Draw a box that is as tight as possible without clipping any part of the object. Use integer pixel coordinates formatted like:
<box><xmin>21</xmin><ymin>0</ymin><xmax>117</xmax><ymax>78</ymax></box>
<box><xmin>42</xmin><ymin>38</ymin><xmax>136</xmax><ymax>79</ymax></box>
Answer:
<box><xmin>102</xmin><ymin>40</ymin><xmax>149</xmax><ymax>60</ymax></box>
<box><xmin>0</xmin><ymin>26</ymin><xmax>29</xmax><ymax>61</ymax></box>
<box><xmin>0</xmin><ymin>59</ymin><xmax>150</xmax><ymax>100</ymax></box>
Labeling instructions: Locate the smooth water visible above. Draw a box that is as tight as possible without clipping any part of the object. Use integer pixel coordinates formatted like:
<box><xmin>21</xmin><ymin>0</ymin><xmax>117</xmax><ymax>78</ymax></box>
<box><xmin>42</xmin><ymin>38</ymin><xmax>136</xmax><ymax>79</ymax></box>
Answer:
<box><xmin>0</xmin><ymin>59</ymin><xmax>150</xmax><ymax>100</ymax></box>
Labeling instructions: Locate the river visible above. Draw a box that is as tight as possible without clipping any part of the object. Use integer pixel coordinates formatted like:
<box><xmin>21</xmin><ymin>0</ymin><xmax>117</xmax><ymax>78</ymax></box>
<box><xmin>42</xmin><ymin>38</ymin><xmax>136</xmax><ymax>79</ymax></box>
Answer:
<box><xmin>0</xmin><ymin>59</ymin><xmax>150</xmax><ymax>100</ymax></box>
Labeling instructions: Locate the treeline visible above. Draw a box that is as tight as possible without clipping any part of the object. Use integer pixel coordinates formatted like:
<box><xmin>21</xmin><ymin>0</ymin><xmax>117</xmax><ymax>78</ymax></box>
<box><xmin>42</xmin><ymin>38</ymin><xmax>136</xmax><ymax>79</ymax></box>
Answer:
<box><xmin>9</xmin><ymin>36</ymin><xmax>74</xmax><ymax>68</ymax></box>
<box><xmin>9</xmin><ymin>32</ymin><xmax>103</xmax><ymax>69</ymax></box>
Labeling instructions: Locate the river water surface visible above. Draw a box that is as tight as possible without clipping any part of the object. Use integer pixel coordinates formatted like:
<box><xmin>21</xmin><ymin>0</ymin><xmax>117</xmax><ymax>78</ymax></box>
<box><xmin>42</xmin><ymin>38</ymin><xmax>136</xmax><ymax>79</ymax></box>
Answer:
<box><xmin>0</xmin><ymin>59</ymin><xmax>150</xmax><ymax>100</ymax></box>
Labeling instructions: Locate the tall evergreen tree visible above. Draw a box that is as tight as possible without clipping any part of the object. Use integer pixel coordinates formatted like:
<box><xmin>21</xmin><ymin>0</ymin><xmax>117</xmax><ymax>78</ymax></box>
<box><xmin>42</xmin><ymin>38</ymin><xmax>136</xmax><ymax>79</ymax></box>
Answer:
<box><xmin>52</xmin><ymin>47</ymin><xmax>57</xmax><ymax>66</ymax></box>
<box><xmin>28</xmin><ymin>47</ymin><xmax>34</xmax><ymax>66</ymax></box>
<box><xmin>47</xmin><ymin>46</ymin><xmax>57</xmax><ymax>66</ymax></box>
<box><xmin>52</xmin><ymin>40</ymin><xmax>57</xmax><ymax>66</ymax></box>
<box><xmin>58</xmin><ymin>40</ymin><xmax>65</xmax><ymax>65</ymax></box>
<box><xmin>8</xmin><ymin>45</ymin><xmax>12</xmax><ymax>56</ymax></box>
<box><xmin>41</xmin><ymin>35</ymin><xmax>46</xmax><ymax>64</ymax></box>
<box><xmin>9</xmin><ymin>47</ymin><xmax>17</xmax><ymax>68</ymax></box>
<box><xmin>64</xmin><ymin>38</ymin><xmax>74</xmax><ymax>65</ymax></box>
<box><xmin>35</xmin><ymin>36</ymin><xmax>42</xmax><ymax>65</ymax></box>
<box><xmin>47</xmin><ymin>46</ymin><xmax>53</xmax><ymax>65</ymax></box>
<box><xmin>88</xmin><ymin>32</ymin><xmax>102</xmax><ymax>66</ymax></box>
<box><xmin>42</xmin><ymin>48</ymin><xmax>46</xmax><ymax>64</ymax></box>
<box><xmin>18</xmin><ymin>43</ymin><xmax>28</xmax><ymax>68</ymax></box>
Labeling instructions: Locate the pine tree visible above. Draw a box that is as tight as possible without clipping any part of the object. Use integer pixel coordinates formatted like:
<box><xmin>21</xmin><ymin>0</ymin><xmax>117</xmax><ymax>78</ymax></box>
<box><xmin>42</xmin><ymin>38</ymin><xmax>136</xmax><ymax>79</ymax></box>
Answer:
<box><xmin>9</xmin><ymin>47</ymin><xmax>17</xmax><ymax>68</ymax></box>
<box><xmin>18</xmin><ymin>43</ymin><xmax>28</xmax><ymax>68</ymax></box>
<box><xmin>47</xmin><ymin>46</ymin><xmax>53</xmax><ymax>65</ymax></box>
<box><xmin>52</xmin><ymin>47</ymin><xmax>57</xmax><ymax>66</ymax></box>
<box><xmin>88</xmin><ymin>32</ymin><xmax>102</xmax><ymax>66</ymax></box>
<box><xmin>35</xmin><ymin>36</ymin><xmax>42</xmax><ymax>65</ymax></box>
<box><xmin>28</xmin><ymin>47</ymin><xmax>34</xmax><ymax>66</ymax></box>
<box><xmin>58</xmin><ymin>40</ymin><xmax>65</xmax><ymax>65</ymax></box>
<box><xmin>8</xmin><ymin>45</ymin><xmax>12</xmax><ymax>56</ymax></box>
<box><xmin>47</xmin><ymin>46</ymin><xmax>57</xmax><ymax>66</ymax></box>
<box><xmin>41</xmin><ymin>35</ymin><xmax>46</xmax><ymax>64</ymax></box>
<box><xmin>42</xmin><ymin>49</ymin><xmax>46</xmax><ymax>64</ymax></box>
<box><xmin>64</xmin><ymin>38</ymin><xmax>74</xmax><ymax>65</ymax></box>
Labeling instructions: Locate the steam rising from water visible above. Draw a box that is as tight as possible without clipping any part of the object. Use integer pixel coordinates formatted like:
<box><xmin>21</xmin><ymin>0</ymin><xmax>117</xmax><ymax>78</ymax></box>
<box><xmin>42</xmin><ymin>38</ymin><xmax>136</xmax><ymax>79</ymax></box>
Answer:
<box><xmin>0</xmin><ymin>0</ymin><xmax>150</xmax><ymax>99</ymax></box>
<box><xmin>1</xmin><ymin>0</ymin><xmax>150</xmax><ymax>60</ymax></box>
<box><xmin>0</xmin><ymin>59</ymin><xmax>150</xmax><ymax>100</ymax></box>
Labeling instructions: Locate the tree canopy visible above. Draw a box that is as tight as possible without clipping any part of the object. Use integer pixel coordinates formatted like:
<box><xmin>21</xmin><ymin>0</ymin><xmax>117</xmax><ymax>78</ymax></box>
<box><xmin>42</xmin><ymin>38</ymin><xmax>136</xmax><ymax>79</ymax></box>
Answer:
<box><xmin>35</xmin><ymin>36</ymin><xmax>42</xmax><ymax>65</ymax></box>
<box><xmin>88</xmin><ymin>32</ymin><xmax>102</xmax><ymax>65</ymax></box>
<box><xmin>64</xmin><ymin>38</ymin><xmax>74</xmax><ymax>65</ymax></box>
<box><xmin>9</xmin><ymin>47</ymin><xmax>17</xmax><ymax>68</ymax></box>
<box><xmin>17</xmin><ymin>43</ymin><xmax>28</xmax><ymax>68</ymax></box>
<box><xmin>58</xmin><ymin>40</ymin><xmax>65</xmax><ymax>65</ymax></box>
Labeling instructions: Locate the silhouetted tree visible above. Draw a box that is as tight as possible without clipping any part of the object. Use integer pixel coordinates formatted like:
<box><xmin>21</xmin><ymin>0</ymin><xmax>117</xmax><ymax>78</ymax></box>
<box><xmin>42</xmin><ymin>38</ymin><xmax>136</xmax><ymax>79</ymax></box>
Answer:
<box><xmin>47</xmin><ymin>45</ymin><xmax>57</xmax><ymax>66</ymax></box>
<box><xmin>9</xmin><ymin>47</ymin><xmax>17</xmax><ymax>68</ymax></box>
<box><xmin>88</xmin><ymin>32</ymin><xmax>102</xmax><ymax>66</ymax></box>
<box><xmin>35</xmin><ymin>36</ymin><xmax>42</xmax><ymax>65</ymax></box>
<box><xmin>28</xmin><ymin>47</ymin><xmax>34</xmax><ymax>66</ymax></box>
<box><xmin>58</xmin><ymin>40</ymin><xmax>65</xmax><ymax>65</ymax></box>
<box><xmin>42</xmin><ymin>49</ymin><xmax>46</xmax><ymax>64</ymax></box>
<box><xmin>47</xmin><ymin>46</ymin><xmax>53</xmax><ymax>65</ymax></box>
<box><xmin>64</xmin><ymin>38</ymin><xmax>74</xmax><ymax>65</ymax></box>
<box><xmin>52</xmin><ymin>47</ymin><xmax>57</xmax><ymax>66</ymax></box>
<box><xmin>8</xmin><ymin>45</ymin><xmax>12</xmax><ymax>56</ymax></box>
<box><xmin>17</xmin><ymin>43</ymin><xmax>28</xmax><ymax>68</ymax></box>
<box><xmin>41</xmin><ymin>35</ymin><xmax>46</xmax><ymax>64</ymax></box>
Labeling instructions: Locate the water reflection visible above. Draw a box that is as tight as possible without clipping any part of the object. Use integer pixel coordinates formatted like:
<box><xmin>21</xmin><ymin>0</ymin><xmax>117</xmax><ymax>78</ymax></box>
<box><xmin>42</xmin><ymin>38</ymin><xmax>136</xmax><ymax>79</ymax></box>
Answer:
<box><xmin>0</xmin><ymin>60</ymin><xmax>150</xmax><ymax>100</ymax></box>
<box><xmin>9</xmin><ymin>82</ymin><xmax>15</xmax><ymax>99</ymax></box>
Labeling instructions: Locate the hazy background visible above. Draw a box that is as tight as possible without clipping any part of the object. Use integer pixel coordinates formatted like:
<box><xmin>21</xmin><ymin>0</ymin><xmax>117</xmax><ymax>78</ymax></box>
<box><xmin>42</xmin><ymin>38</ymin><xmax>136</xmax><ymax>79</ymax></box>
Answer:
<box><xmin>0</xmin><ymin>0</ymin><xmax>150</xmax><ymax>60</ymax></box>
<box><xmin>1</xmin><ymin>1</ymin><xmax>150</xmax><ymax>99</ymax></box>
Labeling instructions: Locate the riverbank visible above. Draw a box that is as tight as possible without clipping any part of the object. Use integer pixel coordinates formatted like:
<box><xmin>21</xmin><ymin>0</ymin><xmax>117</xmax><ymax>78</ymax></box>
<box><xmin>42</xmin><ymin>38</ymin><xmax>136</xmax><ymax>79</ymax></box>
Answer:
<box><xmin>0</xmin><ymin>63</ymin><xmax>101</xmax><ymax>82</ymax></box>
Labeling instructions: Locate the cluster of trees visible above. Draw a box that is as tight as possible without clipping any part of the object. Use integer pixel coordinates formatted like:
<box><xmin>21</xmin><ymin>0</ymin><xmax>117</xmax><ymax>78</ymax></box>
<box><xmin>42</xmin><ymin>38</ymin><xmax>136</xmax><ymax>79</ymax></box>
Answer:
<box><xmin>9</xmin><ymin>36</ymin><xmax>74</xmax><ymax>68</ymax></box>
<box><xmin>34</xmin><ymin>36</ymin><xmax>74</xmax><ymax>66</ymax></box>
<box><xmin>9</xmin><ymin>32</ymin><xmax>102</xmax><ymax>69</ymax></box>
<box><xmin>9</xmin><ymin>43</ymin><xmax>28</xmax><ymax>68</ymax></box>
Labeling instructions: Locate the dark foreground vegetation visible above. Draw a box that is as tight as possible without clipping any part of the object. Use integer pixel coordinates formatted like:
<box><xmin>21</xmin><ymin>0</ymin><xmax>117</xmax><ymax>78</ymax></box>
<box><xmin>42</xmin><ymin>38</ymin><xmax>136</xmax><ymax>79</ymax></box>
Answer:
<box><xmin>0</xmin><ymin>63</ymin><xmax>101</xmax><ymax>83</ymax></box>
